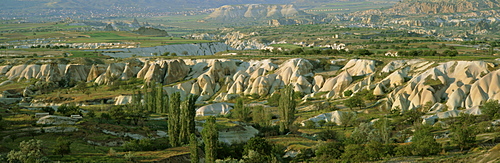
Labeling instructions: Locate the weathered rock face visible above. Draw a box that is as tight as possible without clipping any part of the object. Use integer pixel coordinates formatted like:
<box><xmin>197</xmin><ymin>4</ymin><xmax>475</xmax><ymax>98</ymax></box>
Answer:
<box><xmin>36</xmin><ymin>115</ymin><xmax>78</xmax><ymax>125</ymax></box>
<box><xmin>465</xmin><ymin>69</ymin><xmax>500</xmax><ymax>108</ymax></box>
<box><xmin>37</xmin><ymin>63</ymin><xmax>63</xmax><ymax>82</ymax></box>
<box><xmin>64</xmin><ymin>64</ymin><xmax>90</xmax><ymax>82</ymax></box>
<box><xmin>301</xmin><ymin>110</ymin><xmax>348</xmax><ymax>127</ymax></box>
<box><xmin>6</xmin><ymin>64</ymin><xmax>28</xmax><ymax>80</ymax></box>
<box><xmin>120</xmin><ymin>63</ymin><xmax>141</xmax><ymax>80</ymax></box>
<box><xmin>4</xmin><ymin>63</ymin><xmax>90</xmax><ymax>83</ymax></box>
<box><xmin>163</xmin><ymin>60</ymin><xmax>190</xmax><ymax>85</ymax></box>
<box><xmin>0</xmin><ymin>65</ymin><xmax>12</xmax><ymax>76</ymax></box>
<box><xmin>94</xmin><ymin>63</ymin><xmax>126</xmax><ymax>85</ymax></box>
<box><xmin>341</xmin><ymin>59</ymin><xmax>376</xmax><ymax>76</ymax></box>
<box><xmin>205</xmin><ymin>4</ymin><xmax>303</xmax><ymax>21</ymax></box>
<box><xmin>142</xmin><ymin>63</ymin><xmax>164</xmax><ymax>83</ymax></box>
<box><xmin>87</xmin><ymin>64</ymin><xmax>106</xmax><ymax>82</ymax></box>
<box><xmin>196</xmin><ymin>103</ymin><xmax>233</xmax><ymax>117</ymax></box>
<box><xmin>386</xmin><ymin>61</ymin><xmax>489</xmax><ymax>111</ymax></box>
<box><xmin>6</xmin><ymin>57</ymin><xmax>500</xmax><ymax>127</ymax></box>
<box><xmin>133</xmin><ymin>27</ymin><xmax>168</xmax><ymax>36</ymax></box>
<box><xmin>386</xmin><ymin>0</ymin><xmax>500</xmax><ymax>15</ymax></box>
<box><xmin>319</xmin><ymin>72</ymin><xmax>352</xmax><ymax>98</ymax></box>
<box><xmin>101</xmin><ymin>42</ymin><xmax>234</xmax><ymax>58</ymax></box>
<box><xmin>114</xmin><ymin>95</ymin><xmax>133</xmax><ymax>105</ymax></box>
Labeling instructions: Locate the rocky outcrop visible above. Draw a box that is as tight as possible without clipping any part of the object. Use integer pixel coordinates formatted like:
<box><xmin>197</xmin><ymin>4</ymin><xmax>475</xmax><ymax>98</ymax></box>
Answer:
<box><xmin>114</xmin><ymin>95</ymin><xmax>133</xmax><ymax>105</ymax></box>
<box><xmin>94</xmin><ymin>63</ymin><xmax>126</xmax><ymax>85</ymax></box>
<box><xmin>196</xmin><ymin>103</ymin><xmax>233</xmax><ymax>117</ymax></box>
<box><xmin>386</xmin><ymin>0</ymin><xmax>500</xmax><ymax>15</ymax></box>
<box><xmin>301</xmin><ymin>111</ymin><xmax>349</xmax><ymax>127</ymax></box>
<box><xmin>465</xmin><ymin>69</ymin><xmax>500</xmax><ymax>108</ymax></box>
<box><xmin>341</xmin><ymin>59</ymin><xmax>376</xmax><ymax>76</ymax></box>
<box><xmin>133</xmin><ymin>27</ymin><xmax>168</xmax><ymax>36</ymax></box>
<box><xmin>36</xmin><ymin>115</ymin><xmax>79</xmax><ymax>125</ymax></box>
<box><xmin>101</xmin><ymin>42</ymin><xmax>233</xmax><ymax>58</ymax></box>
<box><xmin>163</xmin><ymin>60</ymin><xmax>190</xmax><ymax>85</ymax></box>
<box><xmin>37</xmin><ymin>63</ymin><xmax>63</xmax><ymax>82</ymax></box>
<box><xmin>0</xmin><ymin>65</ymin><xmax>12</xmax><ymax>76</ymax></box>
<box><xmin>205</xmin><ymin>4</ymin><xmax>304</xmax><ymax>21</ymax></box>
<box><xmin>387</xmin><ymin>61</ymin><xmax>490</xmax><ymax>111</ymax></box>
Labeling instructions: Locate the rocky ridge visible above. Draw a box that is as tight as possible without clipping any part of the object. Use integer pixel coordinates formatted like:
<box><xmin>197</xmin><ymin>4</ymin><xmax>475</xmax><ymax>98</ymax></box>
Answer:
<box><xmin>205</xmin><ymin>4</ymin><xmax>304</xmax><ymax>21</ymax></box>
<box><xmin>4</xmin><ymin>58</ymin><xmax>500</xmax><ymax>126</ymax></box>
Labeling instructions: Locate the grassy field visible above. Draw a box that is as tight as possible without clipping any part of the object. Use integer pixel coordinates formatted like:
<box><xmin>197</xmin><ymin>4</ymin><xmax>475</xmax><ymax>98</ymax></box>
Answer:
<box><xmin>0</xmin><ymin>22</ymin><xmax>213</xmax><ymax>48</ymax></box>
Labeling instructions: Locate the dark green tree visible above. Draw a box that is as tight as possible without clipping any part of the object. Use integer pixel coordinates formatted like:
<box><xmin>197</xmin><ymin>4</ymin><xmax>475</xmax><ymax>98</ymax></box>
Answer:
<box><xmin>315</xmin><ymin>141</ymin><xmax>344</xmax><ymax>161</ymax></box>
<box><xmin>244</xmin><ymin>137</ymin><xmax>272</xmax><ymax>156</ymax></box>
<box><xmin>202</xmin><ymin>116</ymin><xmax>218</xmax><ymax>163</ymax></box>
<box><xmin>233</xmin><ymin>98</ymin><xmax>251</xmax><ymax>122</ymax></box>
<box><xmin>411</xmin><ymin>125</ymin><xmax>441</xmax><ymax>158</ymax></box>
<box><xmin>110</xmin><ymin>106</ymin><xmax>126</xmax><ymax>124</ymax></box>
<box><xmin>190</xmin><ymin>133</ymin><xmax>199</xmax><ymax>163</ymax></box>
<box><xmin>168</xmin><ymin>92</ymin><xmax>181</xmax><ymax>147</ymax></box>
<box><xmin>481</xmin><ymin>100</ymin><xmax>500</xmax><ymax>120</ymax></box>
<box><xmin>124</xmin><ymin>103</ymin><xmax>149</xmax><ymax>125</ymax></box>
<box><xmin>365</xmin><ymin>140</ymin><xmax>385</xmax><ymax>161</ymax></box>
<box><xmin>339</xmin><ymin>111</ymin><xmax>357</xmax><ymax>130</ymax></box>
<box><xmin>156</xmin><ymin>83</ymin><xmax>164</xmax><ymax>113</ymax></box>
<box><xmin>451</xmin><ymin>113</ymin><xmax>477</xmax><ymax>151</ymax></box>
<box><xmin>348</xmin><ymin>123</ymin><xmax>372</xmax><ymax>144</ymax></box>
<box><xmin>252</xmin><ymin>106</ymin><xmax>271</xmax><ymax>127</ymax></box>
<box><xmin>341</xmin><ymin>144</ymin><xmax>369</xmax><ymax>162</ymax></box>
<box><xmin>451</xmin><ymin>125</ymin><xmax>476</xmax><ymax>151</ymax></box>
<box><xmin>53</xmin><ymin>137</ymin><xmax>72</xmax><ymax>157</ymax></box>
<box><xmin>86</xmin><ymin>110</ymin><xmax>95</xmax><ymax>119</ymax></box>
<box><xmin>180</xmin><ymin>94</ymin><xmax>197</xmax><ymax>145</ymax></box>
<box><xmin>243</xmin><ymin>137</ymin><xmax>273</xmax><ymax>162</ymax></box>
<box><xmin>75</xmin><ymin>81</ymin><xmax>88</xmax><ymax>94</ymax></box>
<box><xmin>344</xmin><ymin>96</ymin><xmax>365</xmax><ymax>110</ymax></box>
<box><xmin>7</xmin><ymin>139</ymin><xmax>48</xmax><ymax>163</ymax></box>
<box><xmin>279</xmin><ymin>85</ymin><xmax>296</xmax><ymax>134</ymax></box>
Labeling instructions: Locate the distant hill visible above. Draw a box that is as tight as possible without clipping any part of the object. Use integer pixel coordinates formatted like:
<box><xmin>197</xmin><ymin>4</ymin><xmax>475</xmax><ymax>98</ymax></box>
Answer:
<box><xmin>1</xmin><ymin>0</ymin><xmax>294</xmax><ymax>13</ymax></box>
<box><xmin>133</xmin><ymin>27</ymin><xmax>169</xmax><ymax>36</ymax></box>
<box><xmin>205</xmin><ymin>4</ymin><xmax>307</xmax><ymax>21</ymax></box>
<box><xmin>385</xmin><ymin>0</ymin><xmax>500</xmax><ymax>15</ymax></box>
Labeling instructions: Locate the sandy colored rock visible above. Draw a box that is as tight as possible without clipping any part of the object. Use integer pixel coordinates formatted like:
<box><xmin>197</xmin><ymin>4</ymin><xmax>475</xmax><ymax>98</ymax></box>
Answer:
<box><xmin>342</xmin><ymin>59</ymin><xmax>376</xmax><ymax>76</ymax></box>
<box><xmin>18</xmin><ymin>64</ymin><xmax>40</xmax><ymax>81</ymax></box>
<box><xmin>136</xmin><ymin>62</ymin><xmax>151</xmax><ymax>79</ymax></box>
<box><xmin>87</xmin><ymin>64</ymin><xmax>104</xmax><ymax>82</ymax></box>
<box><xmin>37</xmin><ymin>63</ymin><xmax>63</xmax><ymax>82</ymax></box>
<box><xmin>163</xmin><ymin>59</ymin><xmax>190</xmax><ymax>85</ymax></box>
<box><xmin>65</xmin><ymin>64</ymin><xmax>90</xmax><ymax>82</ymax></box>
<box><xmin>373</xmin><ymin>84</ymin><xmax>385</xmax><ymax>96</ymax></box>
<box><xmin>120</xmin><ymin>63</ymin><xmax>140</xmax><ymax>80</ymax></box>
<box><xmin>0</xmin><ymin>65</ymin><xmax>12</xmax><ymax>76</ymax></box>
<box><xmin>143</xmin><ymin>63</ymin><xmax>164</xmax><ymax>83</ymax></box>
<box><xmin>36</xmin><ymin>115</ymin><xmax>78</xmax><ymax>125</ymax></box>
<box><xmin>114</xmin><ymin>95</ymin><xmax>133</xmax><ymax>105</ymax></box>
<box><xmin>6</xmin><ymin>64</ymin><xmax>28</xmax><ymax>80</ymax></box>
<box><xmin>196</xmin><ymin>103</ymin><xmax>233</xmax><ymax>116</ymax></box>
<box><xmin>301</xmin><ymin>111</ymin><xmax>348</xmax><ymax>126</ymax></box>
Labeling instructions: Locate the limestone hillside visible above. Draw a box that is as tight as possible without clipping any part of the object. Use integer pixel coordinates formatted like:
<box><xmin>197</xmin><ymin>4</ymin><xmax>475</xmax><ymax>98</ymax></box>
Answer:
<box><xmin>2</xmin><ymin>58</ymin><xmax>500</xmax><ymax>126</ymax></box>
<box><xmin>376</xmin><ymin>0</ymin><xmax>500</xmax><ymax>15</ymax></box>
<box><xmin>204</xmin><ymin>4</ymin><xmax>309</xmax><ymax>23</ymax></box>
<box><xmin>133</xmin><ymin>27</ymin><xmax>169</xmax><ymax>37</ymax></box>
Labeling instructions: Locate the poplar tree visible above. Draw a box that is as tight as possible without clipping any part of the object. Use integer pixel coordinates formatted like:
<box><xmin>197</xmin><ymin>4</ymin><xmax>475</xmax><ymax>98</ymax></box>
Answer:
<box><xmin>143</xmin><ymin>82</ymin><xmax>151</xmax><ymax>112</ymax></box>
<box><xmin>156</xmin><ymin>83</ymin><xmax>165</xmax><ymax>113</ymax></box>
<box><xmin>252</xmin><ymin>106</ymin><xmax>271</xmax><ymax>127</ymax></box>
<box><xmin>279</xmin><ymin>85</ymin><xmax>296</xmax><ymax>134</ymax></box>
<box><xmin>180</xmin><ymin>94</ymin><xmax>197</xmax><ymax>144</ymax></box>
<box><xmin>168</xmin><ymin>92</ymin><xmax>181</xmax><ymax>147</ymax></box>
<box><xmin>234</xmin><ymin>98</ymin><xmax>251</xmax><ymax>122</ymax></box>
<box><xmin>202</xmin><ymin>116</ymin><xmax>218</xmax><ymax>163</ymax></box>
<box><xmin>189</xmin><ymin>133</ymin><xmax>199</xmax><ymax>163</ymax></box>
